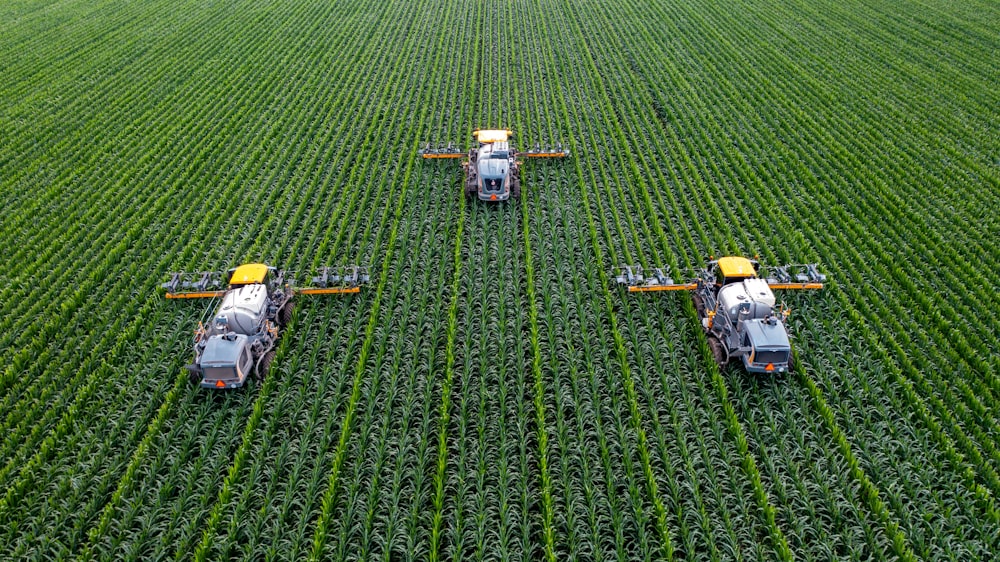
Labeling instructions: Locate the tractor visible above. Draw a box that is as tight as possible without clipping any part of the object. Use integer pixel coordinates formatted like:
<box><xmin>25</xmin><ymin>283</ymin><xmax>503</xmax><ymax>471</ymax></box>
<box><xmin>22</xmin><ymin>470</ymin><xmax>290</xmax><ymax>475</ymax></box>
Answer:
<box><xmin>419</xmin><ymin>129</ymin><xmax>568</xmax><ymax>201</ymax></box>
<box><xmin>162</xmin><ymin>263</ymin><xmax>368</xmax><ymax>389</ymax></box>
<box><xmin>614</xmin><ymin>256</ymin><xmax>825</xmax><ymax>373</ymax></box>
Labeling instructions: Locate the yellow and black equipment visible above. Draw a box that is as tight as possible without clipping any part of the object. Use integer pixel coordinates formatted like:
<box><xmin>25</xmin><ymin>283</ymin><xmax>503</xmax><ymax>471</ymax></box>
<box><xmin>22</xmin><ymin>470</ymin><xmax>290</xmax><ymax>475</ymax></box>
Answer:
<box><xmin>419</xmin><ymin>129</ymin><xmax>569</xmax><ymax>202</ymax></box>
<box><xmin>162</xmin><ymin>263</ymin><xmax>368</xmax><ymax>388</ymax></box>
<box><xmin>615</xmin><ymin>256</ymin><xmax>825</xmax><ymax>373</ymax></box>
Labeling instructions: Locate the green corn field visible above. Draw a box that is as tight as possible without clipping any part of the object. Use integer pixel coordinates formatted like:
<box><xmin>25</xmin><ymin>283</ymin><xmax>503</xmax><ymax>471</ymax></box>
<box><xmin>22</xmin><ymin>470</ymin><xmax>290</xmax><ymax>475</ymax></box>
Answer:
<box><xmin>1</xmin><ymin>0</ymin><xmax>998</xmax><ymax>559</ymax></box>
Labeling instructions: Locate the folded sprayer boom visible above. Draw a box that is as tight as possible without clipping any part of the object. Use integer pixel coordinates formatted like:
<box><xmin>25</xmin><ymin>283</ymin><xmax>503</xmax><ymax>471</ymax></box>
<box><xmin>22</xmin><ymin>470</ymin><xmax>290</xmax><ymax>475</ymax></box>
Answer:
<box><xmin>161</xmin><ymin>265</ymin><xmax>369</xmax><ymax>298</ymax></box>
<box><xmin>297</xmin><ymin>265</ymin><xmax>370</xmax><ymax>294</ymax></box>
<box><xmin>763</xmin><ymin>264</ymin><xmax>827</xmax><ymax>289</ymax></box>
<box><xmin>613</xmin><ymin>265</ymin><xmax>697</xmax><ymax>292</ymax></box>
<box><xmin>161</xmin><ymin>271</ymin><xmax>226</xmax><ymax>298</ymax></box>
<box><xmin>418</xmin><ymin>143</ymin><xmax>466</xmax><ymax>159</ymax></box>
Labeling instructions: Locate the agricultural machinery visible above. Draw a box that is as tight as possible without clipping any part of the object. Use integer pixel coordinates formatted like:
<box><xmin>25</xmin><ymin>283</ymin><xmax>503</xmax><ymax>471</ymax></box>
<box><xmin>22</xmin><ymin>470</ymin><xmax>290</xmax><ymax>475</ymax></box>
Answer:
<box><xmin>419</xmin><ymin>129</ymin><xmax>569</xmax><ymax>201</ymax></box>
<box><xmin>614</xmin><ymin>256</ymin><xmax>826</xmax><ymax>373</ymax></box>
<box><xmin>162</xmin><ymin>263</ymin><xmax>369</xmax><ymax>389</ymax></box>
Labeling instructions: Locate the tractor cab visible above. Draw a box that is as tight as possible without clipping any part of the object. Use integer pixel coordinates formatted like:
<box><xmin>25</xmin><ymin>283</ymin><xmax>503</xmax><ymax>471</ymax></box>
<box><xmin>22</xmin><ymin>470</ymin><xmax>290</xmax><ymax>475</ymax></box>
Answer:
<box><xmin>713</xmin><ymin>256</ymin><xmax>760</xmax><ymax>288</ymax></box>
<box><xmin>228</xmin><ymin>263</ymin><xmax>272</xmax><ymax>288</ymax></box>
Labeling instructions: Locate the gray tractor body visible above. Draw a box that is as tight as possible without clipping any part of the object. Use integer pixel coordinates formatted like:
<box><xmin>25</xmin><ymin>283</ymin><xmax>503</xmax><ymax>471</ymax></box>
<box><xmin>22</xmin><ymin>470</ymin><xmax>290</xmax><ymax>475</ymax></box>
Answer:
<box><xmin>197</xmin><ymin>334</ymin><xmax>256</xmax><ymax>389</ymax></box>
<box><xmin>738</xmin><ymin>318</ymin><xmax>791</xmax><ymax>373</ymax></box>
<box><xmin>467</xmin><ymin>141</ymin><xmax>519</xmax><ymax>201</ymax></box>
<box><xmin>187</xmin><ymin>281</ymin><xmax>289</xmax><ymax>388</ymax></box>
<box><xmin>698</xmin><ymin>276</ymin><xmax>793</xmax><ymax>373</ymax></box>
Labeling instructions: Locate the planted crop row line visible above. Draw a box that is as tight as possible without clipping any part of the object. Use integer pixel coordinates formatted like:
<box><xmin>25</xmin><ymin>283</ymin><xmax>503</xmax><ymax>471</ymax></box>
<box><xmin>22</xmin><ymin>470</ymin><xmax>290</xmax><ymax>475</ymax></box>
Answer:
<box><xmin>0</xmin><ymin>0</ymin><xmax>199</xmax><ymax>106</ymax></box>
<box><xmin>429</xmin><ymin>0</ymin><xmax>479</xmax><ymax>556</ymax></box>
<box><xmin>568</xmin><ymin>2</ymin><xmax>916</xmax><ymax>556</ymax></box>
<box><xmin>0</xmin><ymin>0</ymin><xmax>394</xmax><ymax>436</ymax></box>
<box><xmin>680</xmin><ymin>20</ymin><xmax>984</xmax><ymax>548</ymax></box>
<box><xmin>563</xmin><ymin>7</ymin><xmax>823</xmax><ymax>554</ymax></box>
<box><xmin>534</xmin><ymin>2</ymin><xmax>694</xmax><ymax>559</ymax></box>
<box><xmin>741</xmin><ymin>372</ymin><xmax>887</xmax><ymax>558</ymax></box>
<box><xmin>547</xmin><ymin>0</ymin><xmax>801</xmax><ymax>558</ymax></box>
<box><xmin>0</xmin><ymin>0</ymin><xmax>254</xmax><ymax>257</ymax></box>
<box><xmin>620</xmin><ymin>14</ymin><xmax>905</xmax><ymax>560</ymax></box>
<box><xmin>298</xmin><ymin>158</ymin><xmax>412</xmax><ymax>560</ymax></box>
<box><xmin>568</xmin><ymin>1</ymin><xmax>912</xmax><ymax>559</ymax></box>
<box><xmin>519</xmin><ymin>143</ymin><xmax>557</xmax><ymax>562</ymax></box>
<box><xmin>0</xmin><ymin>0</ymin><xmax>189</xmax><ymax>180</ymax></box>
<box><xmin>317</xmin><ymin>10</ymin><xmax>470</xmax><ymax>560</ymax></box>
<box><xmin>322</xmin><ymin>169</ymin><xmax>455</xmax><ymax>560</ymax></box>
<box><xmin>63</xmin><ymin>161</ymin><xmax>302</xmax><ymax>552</ymax></box>
<box><xmin>588</xmin><ymin>0</ymin><xmax>988</xmax><ymax>552</ymax></box>
<box><xmin>664</xmin><ymin>0</ymin><xmax>989</xmax><ymax>510</ymax></box>
<box><xmin>797</xmin><ymin>307</ymin><xmax>998</xmax><ymax>557</ymax></box>
<box><xmin>261</xmin><ymin>8</ymin><xmax>473</xmax><ymax>559</ymax></box>
<box><xmin>0</xmin><ymin>301</ymin><xmax>187</xmax><ymax>543</ymax></box>
<box><xmin>442</xmin><ymin>5</ymin><xmax>539</xmax><ymax>559</ymax></box>
<box><xmin>244</xmin><ymin>3</ymin><xmax>470</xmax><ymax>555</ymax></box>
<box><xmin>188</xmin><ymin>5</ymin><xmax>443</xmax><ymax>559</ymax></box>
<box><xmin>448</xmin><ymin>203</ymin><xmax>536</xmax><ymax>560</ymax></box>
<box><xmin>516</xmin><ymin>9</ymin><xmax>652</xmax><ymax>561</ymax></box>
<box><xmin>524</xmin><ymin>6</ymin><xmax>662</xmax><ymax>559</ymax></box>
<box><xmin>529</xmin><ymin>50</ymin><xmax>730</xmax><ymax>552</ymax></box>
<box><xmin>64</xmin><ymin>0</ymin><xmax>414</xmax><ymax>552</ymax></box>
<box><xmin>0</xmin><ymin>0</ymin><xmax>366</xmax><ymax>416</ymax></box>
<box><xmin>540</xmin><ymin>30</ymin><xmax>770</xmax><ymax>551</ymax></box>
<box><xmin>0</xmin><ymin>154</ymin><xmax>268</xmax><ymax>507</ymax></box>
<box><xmin>202</xmin><ymin>304</ymin><xmax>368</xmax><ymax>560</ymax></box>
<box><xmin>529</xmin><ymin>164</ymin><xmax>664</xmax><ymax>560</ymax></box>
<box><xmin>304</xmin><ymin>7</ymin><xmax>454</xmax><ymax>555</ymax></box>
<box><xmin>101</xmin><ymin>297</ymin><xmax>360</xmax><ymax>559</ymax></box>
<box><xmin>521</xmin><ymin>8</ymin><xmax>735</xmax><ymax>558</ymax></box>
<box><xmin>795</xmin><ymin>0</ymin><xmax>999</xmax><ymax>131</ymax></box>
<box><xmin>0</xmin><ymin>25</ymin><xmax>352</xmax><ymax>520</ymax></box>
<box><xmin>726</xmin><ymin>0</ymin><xmax>1000</xmax><ymax>360</ymax></box>
<box><xmin>502</xmin><ymin>2</ymin><xmax>558</xmax><ymax>558</ymax></box>
<box><xmin>0</xmin><ymin>0</ymin><xmax>364</xmax><ymax>306</ymax></box>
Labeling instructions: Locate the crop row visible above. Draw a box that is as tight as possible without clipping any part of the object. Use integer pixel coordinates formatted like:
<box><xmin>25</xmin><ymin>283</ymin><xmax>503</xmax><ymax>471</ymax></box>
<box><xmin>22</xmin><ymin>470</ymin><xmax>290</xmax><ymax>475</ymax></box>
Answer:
<box><xmin>1</xmin><ymin>0</ymin><xmax>997</xmax><ymax>560</ymax></box>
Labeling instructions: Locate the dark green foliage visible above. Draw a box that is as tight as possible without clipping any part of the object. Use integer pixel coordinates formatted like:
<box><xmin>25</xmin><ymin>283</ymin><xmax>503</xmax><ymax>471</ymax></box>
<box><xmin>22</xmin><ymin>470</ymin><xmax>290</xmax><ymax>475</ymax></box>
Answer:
<box><xmin>0</xmin><ymin>0</ymin><xmax>997</xmax><ymax>560</ymax></box>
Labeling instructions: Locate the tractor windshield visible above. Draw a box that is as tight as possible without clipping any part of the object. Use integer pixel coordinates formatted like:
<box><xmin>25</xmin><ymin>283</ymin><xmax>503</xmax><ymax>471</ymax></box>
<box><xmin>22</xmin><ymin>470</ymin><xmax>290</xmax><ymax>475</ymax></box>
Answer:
<box><xmin>203</xmin><ymin>366</ymin><xmax>236</xmax><ymax>380</ymax></box>
<box><xmin>754</xmin><ymin>349</ymin><xmax>788</xmax><ymax>365</ymax></box>
<box><xmin>484</xmin><ymin>177</ymin><xmax>503</xmax><ymax>192</ymax></box>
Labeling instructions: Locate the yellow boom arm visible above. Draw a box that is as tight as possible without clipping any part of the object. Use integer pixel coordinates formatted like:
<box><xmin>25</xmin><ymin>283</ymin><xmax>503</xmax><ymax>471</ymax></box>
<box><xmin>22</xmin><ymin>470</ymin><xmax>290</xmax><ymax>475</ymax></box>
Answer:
<box><xmin>165</xmin><ymin>290</ymin><xmax>226</xmax><ymax>299</ymax></box>
<box><xmin>767</xmin><ymin>282</ymin><xmax>824</xmax><ymax>290</ymax></box>
<box><xmin>627</xmin><ymin>283</ymin><xmax>697</xmax><ymax>293</ymax></box>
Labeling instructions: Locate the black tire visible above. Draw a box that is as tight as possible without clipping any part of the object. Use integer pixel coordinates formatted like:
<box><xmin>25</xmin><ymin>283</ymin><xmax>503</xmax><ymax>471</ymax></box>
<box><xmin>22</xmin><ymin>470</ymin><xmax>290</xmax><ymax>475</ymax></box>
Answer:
<box><xmin>278</xmin><ymin>301</ymin><xmax>294</xmax><ymax>327</ymax></box>
<box><xmin>708</xmin><ymin>336</ymin><xmax>728</xmax><ymax>366</ymax></box>
<box><xmin>786</xmin><ymin>351</ymin><xmax>796</xmax><ymax>373</ymax></box>
<box><xmin>511</xmin><ymin>177</ymin><xmax>521</xmax><ymax>198</ymax></box>
<box><xmin>465</xmin><ymin>169</ymin><xmax>478</xmax><ymax>196</ymax></box>
<box><xmin>187</xmin><ymin>370</ymin><xmax>201</xmax><ymax>385</ymax></box>
<box><xmin>256</xmin><ymin>350</ymin><xmax>275</xmax><ymax>383</ymax></box>
<box><xmin>693</xmin><ymin>293</ymin><xmax>705</xmax><ymax>316</ymax></box>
